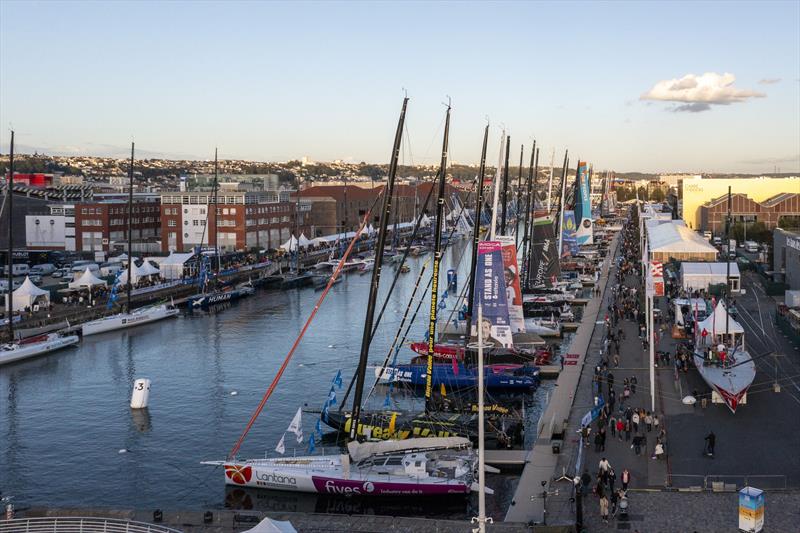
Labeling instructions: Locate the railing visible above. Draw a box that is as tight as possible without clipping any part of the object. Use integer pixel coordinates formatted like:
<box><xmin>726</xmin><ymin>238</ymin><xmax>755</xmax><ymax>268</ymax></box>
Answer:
<box><xmin>0</xmin><ymin>518</ymin><xmax>182</xmax><ymax>533</ymax></box>
<box><xmin>669</xmin><ymin>474</ymin><xmax>788</xmax><ymax>491</ymax></box>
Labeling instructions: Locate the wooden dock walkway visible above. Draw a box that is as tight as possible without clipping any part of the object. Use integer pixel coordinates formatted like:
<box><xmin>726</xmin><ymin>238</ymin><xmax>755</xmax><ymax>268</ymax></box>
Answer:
<box><xmin>505</xmin><ymin>233</ymin><xmax>620</xmax><ymax>525</ymax></box>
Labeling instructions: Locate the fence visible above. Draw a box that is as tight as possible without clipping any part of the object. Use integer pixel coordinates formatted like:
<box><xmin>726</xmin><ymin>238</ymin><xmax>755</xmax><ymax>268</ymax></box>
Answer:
<box><xmin>0</xmin><ymin>518</ymin><xmax>182</xmax><ymax>533</ymax></box>
<box><xmin>669</xmin><ymin>474</ymin><xmax>788</xmax><ymax>491</ymax></box>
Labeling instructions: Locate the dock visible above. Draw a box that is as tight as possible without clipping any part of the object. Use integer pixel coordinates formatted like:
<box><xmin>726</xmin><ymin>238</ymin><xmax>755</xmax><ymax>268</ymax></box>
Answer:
<box><xmin>505</xmin><ymin>232</ymin><xmax>620</xmax><ymax>525</ymax></box>
<box><xmin>537</xmin><ymin>365</ymin><xmax>561</xmax><ymax>379</ymax></box>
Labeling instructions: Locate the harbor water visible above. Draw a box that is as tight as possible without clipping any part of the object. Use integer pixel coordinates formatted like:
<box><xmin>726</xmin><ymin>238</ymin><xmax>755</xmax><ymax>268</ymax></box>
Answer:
<box><xmin>0</xmin><ymin>240</ymin><xmax>558</xmax><ymax>519</ymax></box>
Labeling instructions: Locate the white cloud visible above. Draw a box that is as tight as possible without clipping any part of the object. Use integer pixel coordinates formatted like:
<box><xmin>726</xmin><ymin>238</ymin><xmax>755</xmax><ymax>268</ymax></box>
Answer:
<box><xmin>640</xmin><ymin>72</ymin><xmax>765</xmax><ymax>111</ymax></box>
<box><xmin>758</xmin><ymin>78</ymin><xmax>781</xmax><ymax>85</ymax></box>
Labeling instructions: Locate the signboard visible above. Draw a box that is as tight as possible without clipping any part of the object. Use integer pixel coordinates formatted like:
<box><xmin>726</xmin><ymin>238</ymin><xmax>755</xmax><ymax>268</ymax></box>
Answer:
<box><xmin>497</xmin><ymin>236</ymin><xmax>525</xmax><ymax>333</ymax></box>
<box><xmin>647</xmin><ymin>261</ymin><xmax>665</xmax><ymax>297</ymax></box>
<box><xmin>562</xmin><ymin>210</ymin><xmax>578</xmax><ymax>257</ymax></box>
<box><xmin>471</xmin><ymin>241</ymin><xmax>513</xmax><ymax>348</ymax></box>
<box><xmin>574</xmin><ymin>162</ymin><xmax>593</xmax><ymax>245</ymax></box>
<box><xmin>738</xmin><ymin>487</ymin><xmax>764</xmax><ymax>532</ymax></box>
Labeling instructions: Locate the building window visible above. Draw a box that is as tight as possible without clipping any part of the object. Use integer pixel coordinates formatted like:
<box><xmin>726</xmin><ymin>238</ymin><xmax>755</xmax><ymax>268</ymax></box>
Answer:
<box><xmin>184</xmin><ymin>220</ymin><xmax>189</xmax><ymax>226</ymax></box>
<box><xmin>193</xmin><ymin>220</ymin><xmax>199</xmax><ymax>226</ymax></box>
<box><xmin>81</xmin><ymin>208</ymin><xmax>87</xmax><ymax>214</ymax></box>
<box><xmin>168</xmin><ymin>220</ymin><xmax>176</xmax><ymax>227</ymax></box>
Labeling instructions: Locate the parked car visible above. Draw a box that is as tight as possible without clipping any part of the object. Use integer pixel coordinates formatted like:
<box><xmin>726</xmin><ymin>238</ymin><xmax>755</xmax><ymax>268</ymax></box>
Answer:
<box><xmin>51</xmin><ymin>268</ymin><xmax>70</xmax><ymax>279</ymax></box>
<box><xmin>30</xmin><ymin>263</ymin><xmax>57</xmax><ymax>276</ymax></box>
<box><xmin>28</xmin><ymin>274</ymin><xmax>43</xmax><ymax>284</ymax></box>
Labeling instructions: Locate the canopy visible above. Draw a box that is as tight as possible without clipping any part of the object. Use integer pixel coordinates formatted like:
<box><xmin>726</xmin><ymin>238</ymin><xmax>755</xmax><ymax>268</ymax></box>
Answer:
<box><xmin>240</xmin><ymin>518</ymin><xmax>297</xmax><ymax>533</ymax></box>
<box><xmin>646</xmin><ymin>221</ymin><xmax>718</xmax><ymax>262</ymax></box>
<box><xmin>68</xmin><ymin>268</ymin><xmax>107</xmax><ymax>289</ymax></box>
<box><xmin>298</xmin><ymin>233</ymin><xmax>312</xmax><ymax>248</ymax></box>
<box><xmin>697</xmin><ymin>301</ymin><xmax>744</xmax><ymax>339</ymax></box>
<box><xmin>9</xmin><ymin>276</ymin><xmax>50</xmax><ymax>311</ymax></box>
<box><xmin>681</xmin><ymin>262</ymin><xmax>740</xmax><ymax>292</ymax></box>
<box><xmin>280</xmin><ymin>235</ymin><xmax>299</xmax><ymax>252</ymax></box>
<box><xmin>139</xmin><ymin>260</ymin><xmax>160</xmax><ymax>277</ymax></box>
<box><xmin>159</xmin><ymin>252</ymin><xmax>195</xmax><ymax>280</ymax></box>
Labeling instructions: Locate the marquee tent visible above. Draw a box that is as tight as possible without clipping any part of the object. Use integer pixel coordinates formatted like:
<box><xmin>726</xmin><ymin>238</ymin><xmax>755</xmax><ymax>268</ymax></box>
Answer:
<box><xmin>681</xmin><ymin>262</ymin><xmax>741</xmax><ymax>293</ymax></box>
<box><xmin>159</xmin><ymin>252</ymin><xmax>195</xmax><ymax>280</ymax></box>
<box><xmin>646</xmin><ymin>221</ymin><xmax>719</xmax><ymax>262</ymax></box>
<box><xmin>8</xmin><ymin>276</ymin><xmax>50</xmax><ymax>311</ymax></box>
<box><xmin>696</xmin><ymin>300</ymin><xmax>744</xmax><ymax>345</ymax></box>
<box><xmin>68</xmin><ymin>268</ymin><xmax>107</xmax><ymax>289</ymax></box>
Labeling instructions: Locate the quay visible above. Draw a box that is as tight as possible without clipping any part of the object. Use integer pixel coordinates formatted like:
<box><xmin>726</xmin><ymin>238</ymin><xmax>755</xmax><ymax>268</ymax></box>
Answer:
<box><xmin>504</xmin><ymin>232</ymin><xmax>620</xmax><ymax>525</ymax></box>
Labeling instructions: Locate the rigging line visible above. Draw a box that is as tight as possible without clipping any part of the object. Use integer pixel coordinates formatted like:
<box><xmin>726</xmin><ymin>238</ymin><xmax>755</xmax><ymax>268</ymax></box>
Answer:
<box><xmin>227</xmin><ymin>206</ymin><xmax>374</xmax><ymax>459</ymax></box>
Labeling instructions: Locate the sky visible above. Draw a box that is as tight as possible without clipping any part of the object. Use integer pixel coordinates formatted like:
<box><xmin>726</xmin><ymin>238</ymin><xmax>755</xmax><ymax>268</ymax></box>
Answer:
<box><xmin>1</xmin><ymin>0</ymin><xmax>799</xmax><ymax>174</ymax></box>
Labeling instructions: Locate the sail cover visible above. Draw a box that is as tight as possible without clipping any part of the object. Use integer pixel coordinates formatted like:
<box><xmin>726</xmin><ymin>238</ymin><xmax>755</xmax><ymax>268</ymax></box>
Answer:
<box><xmin>347</xmin><ymin>437</ymin><xmax>470</xmax><ymax>462</ymax></box>
<box><xmin>529</xmin><ymin>216</ymin><xmax>561</xmax><ymax>287</ymax></box>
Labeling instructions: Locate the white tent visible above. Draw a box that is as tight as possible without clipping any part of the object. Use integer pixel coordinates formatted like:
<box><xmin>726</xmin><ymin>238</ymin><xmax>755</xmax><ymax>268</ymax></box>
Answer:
<box><xmin>280</xmin><ymin>235</ymin><xmax>299</xmax><ymax>252</ymax></box>
<box><xmin>697</xmin><ymin>301</ymin><xmax>744</xmax><ymax>343</ymax></box>
<box><xmin>240</xmin><ymin>517</ymin><xmax>297</xmax><ymax>533</ymax></box>
<box><xmin>68</xmin><ymin>267</ymin><xmax>107</xmax><ymax>289</ymax></box>
<box><xmin>681</xmin><ymin>262</ymin><xmax>741</xmax><ymax>293</ymax></box>
<box><xmin>646</xmin><ymin>221</ymin><xmax>718</xmax><ymax>262</ymax></box>
<box><xmin>9</xmin><ymin>276</ymin><xmax>50</xmax><ymax>311</ymax></box>
<box><xmin>159</xmin><ymin>252</ymin><xmax>195</xmax><ymax>280</ymax></box>
<box><xmin>298</xmin><ymin>233</ymin><xmax>312</xmax><ymax>248</ymax></box>
<box><xmin>139</xmin><ymin>260</ymin><xmax>160</xmax><ymax>277</ymax></box>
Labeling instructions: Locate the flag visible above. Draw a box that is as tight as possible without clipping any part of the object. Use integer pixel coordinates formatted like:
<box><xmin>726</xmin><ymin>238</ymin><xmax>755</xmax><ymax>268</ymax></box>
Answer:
<box><xmin>287</xmin><ymin>407</ymin><xmax>303</xmax><ymax>443</ymax></box>
<box><xmin>308</xmin><ymin>433</ymin><xmax>316</xmax><ymax>454</ymax></box>
<box><xmin>275</xmin><ymin>434</ymin><xmax>285</xmax><ymax>455</ymax></box>
<box><xmin>383</xmin><ymin>392</ymin><xmax>391</xmax><ymax>408</ymax></box>
<box><xmin>327</xmin><ymin>387</ymin><xmax>337</xmax><ymax>406</ymax></box>
<box><xmin>333</xmin><ymin>370</ymin><xmax>343</xmax><ymax>389</ymax></box>
<box><xmin>315</xmin><ymin>418</ymin><xmax>322</xmax><ymax>440</ymax></box>
<box><xmin>440</xmin><ymin>382</ymin><xmax>447</xmax><ymax>397</ymax></box>
<box><xmin>322</xmin><ymin>401</ymin><xmax>330</xmax><ymax>421</ymax></box>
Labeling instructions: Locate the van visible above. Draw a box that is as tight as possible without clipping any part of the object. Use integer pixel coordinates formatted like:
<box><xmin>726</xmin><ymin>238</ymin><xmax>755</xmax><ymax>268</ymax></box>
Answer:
<box><xmin>744</xmin><ymin>241</ymin><xmax>759</xmax><ymax>253</ymax></box>
<box><xmin>703</xmin><ymin>231</ymin><xmax>712</xmax><ymax>241</ymax></box>
<box><xmin>3</xmin><ymin>264</ymin><xmax>30</xmax><ymax>277</ymax></box>
<box><xmin>71</xmin><ymin>263</ymin><xmax>100</xmax><ymax>278</ymax></box>
<box><xmin>712</xmin><ymin>236</ymin><xmax>722</xmax><ymax>245</ymax></box>
<box><xmin>30</xmin><ymin>263</ymin><xmax>57</xmax><ymax>276</ymax></box>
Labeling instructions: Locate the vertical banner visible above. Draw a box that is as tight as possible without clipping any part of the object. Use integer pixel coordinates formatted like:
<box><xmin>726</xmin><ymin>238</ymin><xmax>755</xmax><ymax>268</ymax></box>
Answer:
<box><xmin>562</xmin><ymin>210</ymin><xmax>578</xmax><ymax>257</ymax></box>
<box><xmin>647</xmin><ymin>261</ymin><xmax>664</xmax><ymax>297</ymax></box>
<box><xmin>575</xmin><ymin>161</ymin><xmax>594</xmax><ymax>245</ymax></box>
<box><xmin>497</xmin><ymin>236</ymin><xmax>525</xmax><ymax>333</ymax></box>
<box><xmin>471</xmin><ymin>241</ymin><xmax>514</xmax><ymax>347</ymax></box>
<box><xmin>530</xmin><ymin>216</ymin><xmax>561</xmax><ymax>287</ymax></box>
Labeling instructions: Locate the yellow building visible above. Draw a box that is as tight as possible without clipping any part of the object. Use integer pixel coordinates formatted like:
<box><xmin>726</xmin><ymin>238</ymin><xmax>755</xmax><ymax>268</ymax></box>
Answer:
<box><xmin>681</xmin><ymin>176</ymin><xmax>800</xmax><ymax>230</ymax></box>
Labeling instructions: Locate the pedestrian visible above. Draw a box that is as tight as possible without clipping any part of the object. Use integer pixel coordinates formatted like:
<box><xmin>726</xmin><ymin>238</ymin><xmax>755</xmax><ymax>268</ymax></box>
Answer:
<box><xmin>594</xmin><ymin>431</ymin><xmax>603</xmax><ymax>452</ymax></box>
<box><xmin>632</xmin><ymin>411</ymin><xmax>640</xmax><ymax>434</ymax></box>
<box><xmin>599</xmin><ymin>494</ymin><xmax>609</xmax><ymax>524</ymax></box>
<box><xmin>600</xmin><ymin>427</ymin><xmax>607</xmax><ymax>452</ymax></box>
<box><xmin>645</xmin><ymin>412</ymin><xmax>653</xmax><ymax>432</ymax></box>
<box><xmin>607</xmin><ymin>372</ymin><xmax>614</xmax><ymax>391</ymax></box>
<box><xmin>653</xmin><ymin>413</ymin><xmax>660</xmax><ymax>432</ymax></box>
<box><xmin>653</xmin><ymin>439</ymin><xmax>665</xmax><ymax>460</ymax></box>
<box><xmin>598</xmin><ymin>457</ymin><xmax>611</xmax><ymax>474</ymax></box>
<box><xmin>616</xmin><ymin>419</ymin><xmax>624</xmax><ymax>441</ymax></box>
<box><xmin>704</xmin><ymin>431</ymin><xmax>716</xmax><ymax>456</ymax></box>
<box><xmin>609</xmin><ymin>415</ymin><xmax>617</xmax><ymax>437</ymax></box>
<box><xmin>607</xmin><ymin>468</ymin><xmax>616</xmax><ymax>493</ymax></box>
<box><xmin>621</xmin><ymin>468</ymin><xmax>630</xmax><ymax>491</ymax></box>
<box><xmin>580</xmin><ymin>469</ymin><xmax>592</xmax><ymax>497</ymax></box>
<box><xmin>609</xmin><ymin>389</ymin><xmax>616</xmax><ymax>410</ymax></box>
<box><xmin>630</xmin><ymin>376</ymin><xmax>637</xmax><ymax>394</ymax></box>
<box><xmin>610</xmin><ymin>488</ymin><xmax>619</xmax><ymax>516</ymax></box>
<box><xmin>624</xmin><ymin>419</ymin><xmax>631</xmax><ymax>441</ymax></box>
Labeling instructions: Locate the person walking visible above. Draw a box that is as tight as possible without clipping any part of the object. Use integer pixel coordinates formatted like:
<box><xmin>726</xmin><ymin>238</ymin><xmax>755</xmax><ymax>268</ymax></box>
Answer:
<box><xmin>607</xmin><ymin>468</ymin><xmax>616</xmax><ymax>493</ymax></box>
<box><xmin>594</xmin><ymin>431</ymin><xmax>603</xmax><ymax>452</ymax></box>
<box><xmin>599</xmin><ymin>494</ymin><xmax>609</xmax><ymax>524</ymax></box>
<box><xmin>624</xmin><ymin>419</ymin><xmax>631</xmax><ymax>441</ymax></box>
<box><xmin>621</xmin><ymin>468</ymin><xmax>631</xmax><ymax>491</ymax></box>
<box><xmin>616</xmin><ymin>419</ymin><xmax>624</xmax><ymax>441</ymax></box>
<box><xmin>653</xmin><ymin>413</ymin><xmax>660</xmax><ymax>433</ymax></box>
<box><xmin>598</xmin><ymin>457</ymin><xmax>611</xmax><ymax>475</ymax></box>
<box><xmin>704</xmin><ymin>431</ymin><xmax>716</xmax><ymax>456</ymax></box>
<box><xmin>630</xmin><ymin>375</ymin><xmax>638</xmax><ymax>394</ymax></box>
<box><xmin>580</xmin><ymin>469</ymin><xmax>592</xmax><ymax>497</ymax></box>
<box><xmin>609</xmin><ymin>415</ymin><xmax>617</xmax><ymax>437</ymax></box>
<box><xmin>645</xmin><ymin>412</ymin><xmax>653</xmax><ymax>432</ymax></box>
<box><xmin>632</xmin><ymin>411</ymin><xmax>640</xmax><ymax>434</ymax></box>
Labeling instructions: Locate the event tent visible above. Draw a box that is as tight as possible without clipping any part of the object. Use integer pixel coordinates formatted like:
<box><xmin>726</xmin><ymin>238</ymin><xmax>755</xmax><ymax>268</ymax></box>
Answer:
<box><xmin>681</xmin><ymin>262</ymin><xmax>741</xmax><ymax>293</ymax></box>
<box><xmin>646</xmin><ymin>221</ymin><xmax>719</xmax><ymax>262</ymax></box>
<box><xmin>240</xmin><ymin>517</ymin><xmax>297</xmax><ymax>533</ymax></box>
<box><xmin>159</xmin><ymin>252</ymin><xmax>195</xmax><ymax>280</ymax></box>
<box><xmin>280</xmin><ymin>235</ymin><xmax>299</xmax><ymax>252</ymax></box>
<box><xmin>68</xmin><ymin>268</ymin><xmax>107</xmax><ymax>289</ymax></box>
<box><xmin>8</xmin><ymin>276</ymin><xmax>50</xmax><ymax>311</ymax></box>
<box><xmin>696</xmin><ymin>301</ymin><xmax>744</xmax><ymax>343</ymax></box>
<box><xmin>298</xmin><ymin>233</ymin><xmax>312</xmax><ymax>248</ymax></box>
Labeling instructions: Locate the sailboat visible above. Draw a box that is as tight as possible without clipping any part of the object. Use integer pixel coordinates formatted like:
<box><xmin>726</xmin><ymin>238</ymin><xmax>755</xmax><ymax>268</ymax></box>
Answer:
<box><xmin>1</xmin><ymin>131</ymin><xmax>79</xmax><ymax>365</ymax></box>
<box><xmin>207</xmin><ymin>98</ymin><xmax>479</xmax><ymax>496</ymax></box>
<box><xmin>690</xmin><ymin>189</ymin><xmax>755</xmax><ymax>413</ymax></box>
<box><xmin>187</xmin><ymin>149</ymin><xmax>255</xmax><ymax>309</ymax></box>
<box><xmin>82</xmin><ymin>142</ymin><xmax>179</xmax><ymax>335</ymax></box>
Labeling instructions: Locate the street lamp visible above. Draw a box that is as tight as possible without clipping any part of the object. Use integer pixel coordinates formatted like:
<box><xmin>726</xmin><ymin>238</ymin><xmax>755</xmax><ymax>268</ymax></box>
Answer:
<box><xmin>531</xmin><ymin>480</ymin><xmax>559</xmax><ymax>525</ymax></box>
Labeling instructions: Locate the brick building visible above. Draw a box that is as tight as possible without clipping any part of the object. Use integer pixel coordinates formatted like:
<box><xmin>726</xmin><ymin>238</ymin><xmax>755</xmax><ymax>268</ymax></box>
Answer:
<box><xmin>160</xmin><ymin>190</ymin><xmax>310</xmax><ymax>253</ymax></box>
<box><xmin>698</xmin><ymin>192</ymin><xmax>800</xmax><ymax>235</ymax></box>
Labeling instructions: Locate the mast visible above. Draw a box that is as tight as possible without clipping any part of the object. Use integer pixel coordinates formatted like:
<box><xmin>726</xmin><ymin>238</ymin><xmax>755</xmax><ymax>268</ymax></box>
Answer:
<box><xmin>489</xmin><ymin>132</ymin><xmax>505</xmax><ymax>240</ymax></box>
<box><xmin>424</xmin><ymin>103</ymin><xmax>452</xmax><ymax>412</ymax></box>
<box><xmin>349</xmin><ymin>97</ymin><xmax>408</xmax><ymax>441</ymax></box>
<box><xmin>213</xmin><ymin>149</ymin><xmax>220</xmax><ymax>275</ymax></box>
<box><xmin>521</xmin><ymin>141</ymin><xmax>536</xmax><ymax>289</ymax></box>
<box><xmin>499</xmin><ymin>135</ymin><xmax>511</xmax><ymax>235</ymax></box>
<box><xmin>515</xmin><ymin>144</ymin><xmax>524</xmax><ymax>249</ymax></box>
<box><xmin>546</xmin><ymin>147</ymin><xmax>555</xmax><ymax>212</ymax></box>
<box><xmin>556</xmin><ymin>150</ymin><xmax>569</xmax><ymax>258</ymax></box>
<box><xmin>725</xmin><ymin>186</ymin><xmax>731</xmax><ymax>343</ymax></box>
<box><xmin>465</xmin><ymin>124</ymin><xmax>490</xmax><ymax>342</ymax></box>
<box><xmin>524</xmin><ymin>147</ymin><xmax>539</xmax><ymax>289</ymax></box>
<box><xmin>126</xmin><ymin>142</ymin><xmax>135</xmax><ymax>308</ymax></box>
<box><xmin>6</xmin><ymin>130</ymin><xmax>14</xmax><ymax>341</ymax></box>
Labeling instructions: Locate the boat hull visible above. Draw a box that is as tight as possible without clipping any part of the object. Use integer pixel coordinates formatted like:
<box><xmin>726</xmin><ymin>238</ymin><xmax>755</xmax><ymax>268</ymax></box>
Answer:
<box><xmin>0</xmin><ymin>334</ymin><xmax>80</xmax><ymax>365</ymax></box>
<box><xmin>376</xmin><ymin>363</ymin><xmax>539</xmax><ymax>390</ymax></box>
<box><xmin>693</xmin><ymin>349</ymin><xmax>755</xmax><ymax>413</ymax></box>
<box><xmin>82</xmin><ymin>305</ymin><xmax>179</xmax><ymax>336</ymax></box>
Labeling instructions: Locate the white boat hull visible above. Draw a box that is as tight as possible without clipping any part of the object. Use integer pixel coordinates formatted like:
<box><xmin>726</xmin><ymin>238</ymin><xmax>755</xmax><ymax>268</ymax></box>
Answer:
<box><xmin>82</xmin><ymin>305</ymin><xmax>179</xmax><ymax>336</ymax></box>
<box><xmin>0</xmin><ymin>334</ymin><xmax>80</xmax><ymax>365</ymax></box>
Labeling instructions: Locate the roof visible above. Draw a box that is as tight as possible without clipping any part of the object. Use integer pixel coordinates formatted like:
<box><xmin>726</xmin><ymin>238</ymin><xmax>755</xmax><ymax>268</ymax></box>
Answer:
<box><xmin>681</xmin><ymin>262</ymin><xmax>741</xmax><ymax>278</ymax></box>
<box><xmin>762</xmin><ymin>192</ymin><xmax>799</xmax><ymax>207</ymax></box>
<box><xmin>697</xmin><ymin>301</ymin><xmax>744</xmax><ymax>335</ymax></box>
<box><xmin>646</xmin><ymin>221</ymin><xmax>719</xmax><ymax>255</ymax></box>
<box><xmin>160</xmin><ymin>252</ymin><xmax>195</xmax><ymax>266</ymax></box>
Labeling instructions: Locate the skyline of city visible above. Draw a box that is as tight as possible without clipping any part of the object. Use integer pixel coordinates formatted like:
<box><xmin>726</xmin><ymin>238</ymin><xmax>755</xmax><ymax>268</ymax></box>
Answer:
<box><xmin>1</xmin><ymin>1</ymin><xmax>798</xmax><ymax>174</ymax></box>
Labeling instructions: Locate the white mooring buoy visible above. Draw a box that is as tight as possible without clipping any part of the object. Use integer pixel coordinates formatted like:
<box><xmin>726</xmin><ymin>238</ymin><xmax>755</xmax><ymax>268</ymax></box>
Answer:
<box><xmin>130</xmin><ymin>378</ymin><xmax>151</xmax><ymax>409</ymax></box>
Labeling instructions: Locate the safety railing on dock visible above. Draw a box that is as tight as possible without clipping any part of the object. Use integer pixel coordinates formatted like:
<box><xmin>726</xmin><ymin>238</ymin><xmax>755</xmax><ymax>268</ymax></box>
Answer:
<box><xmin>669</xmin><ymin>474</ymin><xmax>788</xmax><ymax>491</ymax></box>
<box><xmin>0</xmin><ymin>518</ymin><xmax>182</xmax><ymax>533</ymax></box>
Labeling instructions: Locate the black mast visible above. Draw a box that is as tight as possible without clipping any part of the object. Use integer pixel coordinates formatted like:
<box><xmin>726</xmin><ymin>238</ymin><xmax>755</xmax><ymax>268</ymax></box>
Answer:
<box><xmin>465</xmin><ymin>124</ymin><xmax>490</xmax><ymax>343</ymax></box>
<box><xmin>515</xmin><ymin>144</ymin><xmax>524</xmax><ymax>249</ymax></box>
<box><xmin>6</xmin><ymin>130</ymin><xmax>14</xmax><ymax>341</ymax></box>
<box><xmin>524</xmin><ymin>148</ymin><xmax>541</xmax><ymax>290</ymax></box>
<box><xmin>424</xmin><ymin>103</ymin><xmax>452</xmax><ymax>412</ymax></box>
<box><xmin>126</xmin><ymin>142</ymin><xmax>134</xmax><ymax>308</ymax></box>
<box><xmin>725</xmin><ymin>186</ymin><xmax>731</xmax><ymax>341</ymax></box>
<box><xmin>500</xmin><ymin>135</ymin><xmax>510</xmax><ymax>234</ymax></box>
<box><xmin>349</xmin><ymin>97</ymin><xmax>408</xmax><ymax>441</ymax></box>
<box><xmin>521</xmin><ymin>141</ymin><xmax>536</xmax><ymax>289</ymax></box>
<box><xmin>213</xmin><ymin>149</ymin><xmax>220</xmax><ymax>275</ymax></box>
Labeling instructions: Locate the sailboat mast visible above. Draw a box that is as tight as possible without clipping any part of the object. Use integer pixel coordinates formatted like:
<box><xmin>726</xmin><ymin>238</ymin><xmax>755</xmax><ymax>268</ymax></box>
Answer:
<box><xmin>424</xmin><ymin>104</ymin><xmax>452</xmax><ymax>412</ymax></box>
<box><xmin>515</xmin><ymin>144</ymin><xmax>524</xmax><ymax>249</ymax></box>
<box><xmin>521</xmin><ymin>141</ymin><xmax>536</xmax><ymax>289</ymax></box>
<box><xmin>546</xmin><ymin>147</ymin><xmax>555</xmax><ymax>212</ymax></box>
<box><xmin>489</xmin><ymin>132</ymin><xmax>505</xmax><ymax>240</ymax></box>
<box><xmin>499</xmin><ymin>135</ymin><xmax>510</xmax><ymax>235</ymax></box>
<box><xmin>465</xmin><ymin>124</ymin><xmax>489</xmax><ymax>339</ymax></box>
<box><xmin>556</xmin><ymin>150</ymin><xmax>569</xmax><ymax>258</ymax></box>
<box><xmin>349</xmin><ymin>97</ymin><xmax>408</xmax><ymax>441</ymax></box>
<box><xmin>214</xmin><ymin>149</ymin><xmax>220</xmax><ymax>274</ymax></box>
<box><xmin>6</xmin><ymin>130</ymin><xmax>14</xmax><ymax>341</ymax></box>
<box><xmin>525</xmin><ymin>147</ymin><xmax>540</xmax><ymax>289</ymax></box>
<box><xmin>126</xmin><ymin>142</ymin><xmax>135</xmax><ymax>307</ymax></box>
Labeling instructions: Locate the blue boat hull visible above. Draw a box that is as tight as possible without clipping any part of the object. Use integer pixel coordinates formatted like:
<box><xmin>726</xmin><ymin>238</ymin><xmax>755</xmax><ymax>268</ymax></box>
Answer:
<box><xmin>380</xmin><ymin>363</ymin><xmax>539</xmax><ymax>390</ymax></box>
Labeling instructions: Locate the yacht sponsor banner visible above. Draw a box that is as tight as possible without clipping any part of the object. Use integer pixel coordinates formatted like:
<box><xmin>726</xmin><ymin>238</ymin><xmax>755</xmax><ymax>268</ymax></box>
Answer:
<box><xmin>575</xmin><ymin>161</ymin><xmax>594</xmax><ymax>245</ymax></box>
<box><xmin>471</xmin><ymin>241</ymin><xmax>513</xmax><ymax>348</ymax></box>
<box><xmin>311</xmin><ymin>476</ymin><xmax>469</xmax><ymax>496</ymax></box>
<box><xmin>530</xmin><ymin>217</ymin><xmax>560</xmax><ymax>287</ymax></box>
<box><xmin>562</xmin><ymin>211</ymin><xmax>579</xmax><ymax>256</ymax></box>
<box><xmin>497</xmin><ymin>236</ymin><xmax>525</xmax><ymax>333</ymax></box>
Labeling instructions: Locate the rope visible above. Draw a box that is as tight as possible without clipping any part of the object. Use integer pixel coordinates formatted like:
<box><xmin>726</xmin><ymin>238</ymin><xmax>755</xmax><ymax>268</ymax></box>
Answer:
<box><xmin>227</xmin><ymin>207</ymin><xmax>373</xmax><ymax>459</ymax></box>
